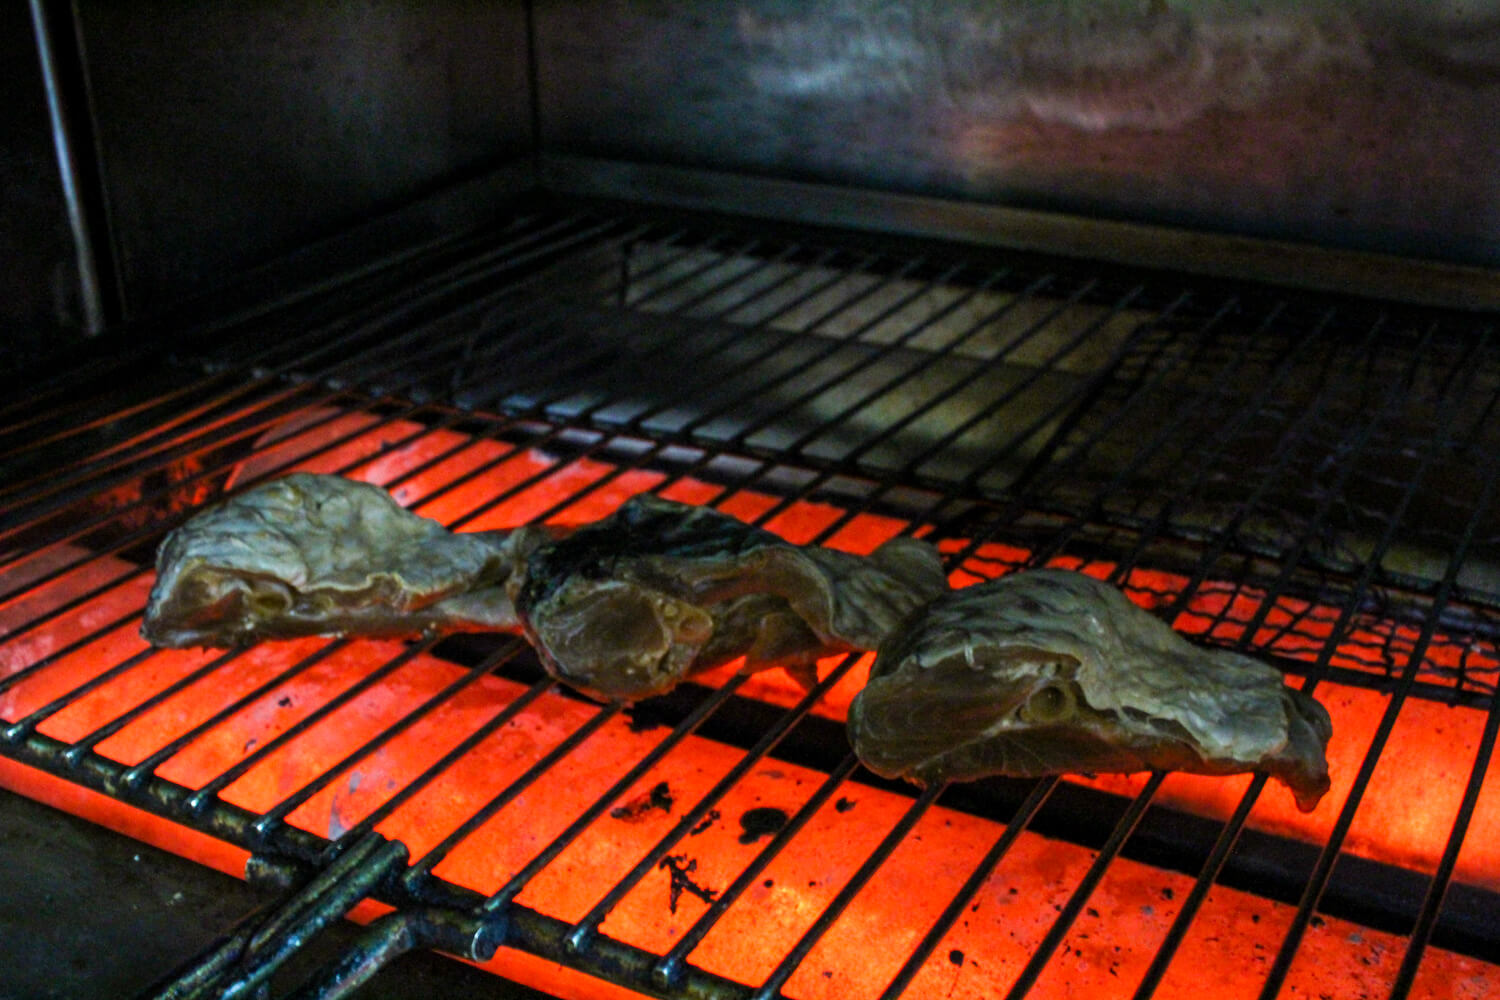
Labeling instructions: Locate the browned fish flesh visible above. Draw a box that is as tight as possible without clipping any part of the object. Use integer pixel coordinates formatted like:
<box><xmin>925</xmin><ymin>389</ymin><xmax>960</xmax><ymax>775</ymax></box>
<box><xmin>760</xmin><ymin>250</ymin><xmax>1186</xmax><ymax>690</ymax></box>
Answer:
<box><xmin>512</xmin><ymin>494</ymin><xmax>950</xmax><ymax>702</ymax></box>
<box><xmin>848</xmin><ymin>568</ymin><xmax>1333</xmax><ymax>812</ymax></box>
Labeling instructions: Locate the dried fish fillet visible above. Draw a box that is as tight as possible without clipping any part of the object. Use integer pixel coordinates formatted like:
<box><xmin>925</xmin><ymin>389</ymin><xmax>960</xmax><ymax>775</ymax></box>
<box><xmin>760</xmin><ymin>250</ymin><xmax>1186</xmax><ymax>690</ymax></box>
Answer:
<box><xmin>513</xmin><ymin>495</ymin><xmax>950</xmax><ymax>702</ymax></box>
<box><xmin>848</xmin><ymin>569</ymin><xmax>1333</xmax><ymax>811</ymax></box>
<box><xmin>141</xmin><ymin>473</ymin><xmax>552</xmax><ymax>648</ymax></box>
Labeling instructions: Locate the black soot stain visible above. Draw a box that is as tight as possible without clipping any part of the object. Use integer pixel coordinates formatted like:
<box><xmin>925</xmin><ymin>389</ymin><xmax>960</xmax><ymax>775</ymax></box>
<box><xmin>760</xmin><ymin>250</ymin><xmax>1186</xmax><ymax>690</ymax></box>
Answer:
<box><xmin>689</xmin><ymin>808</ymin><xmax>721</xmax><ymax>836</ymax></box>
<box><xmin>834</xmin><ymin>797</ymin><xmax>857</xmax><ymax>813</ymax></box>
<box><xmin>658</xmin><ymin>854</ymin><xmax>718</xmax><ymax>914</ymax></box>
<box><xmin>737</xmin><ymin>806</ymin><xmax>789</xmax><ymax>844</ymax></box>
<box><xmin>610</xmin><ymin>781</ymin><xmax>674</xmax><ymax>822</ymax></box>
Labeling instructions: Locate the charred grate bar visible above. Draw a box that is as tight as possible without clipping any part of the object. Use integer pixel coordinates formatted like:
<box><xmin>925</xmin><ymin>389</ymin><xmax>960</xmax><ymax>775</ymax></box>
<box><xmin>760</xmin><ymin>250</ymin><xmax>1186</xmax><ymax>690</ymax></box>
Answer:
<box><xmin>2</xmin><ymin>201</ymin><xmax>1500</xmax><ymax>999</ymax></box>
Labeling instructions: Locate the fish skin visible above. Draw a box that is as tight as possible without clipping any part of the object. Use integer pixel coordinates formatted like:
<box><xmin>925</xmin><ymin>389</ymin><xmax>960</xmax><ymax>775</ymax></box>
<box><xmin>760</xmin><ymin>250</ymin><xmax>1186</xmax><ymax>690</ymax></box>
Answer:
<box><xmin>140</xmin><ymin>473</ymin><xmax>549</xmax><ymax>648</ymax></box>
<box><xmin>848</xmin><ymin>568</ymin><xmax>1332</xmax><ymax>812</ymax></box>
<box><xmin>141</xmin><ymin>477</ymin><xmax>950</xmax><ymax>707</ymax></box>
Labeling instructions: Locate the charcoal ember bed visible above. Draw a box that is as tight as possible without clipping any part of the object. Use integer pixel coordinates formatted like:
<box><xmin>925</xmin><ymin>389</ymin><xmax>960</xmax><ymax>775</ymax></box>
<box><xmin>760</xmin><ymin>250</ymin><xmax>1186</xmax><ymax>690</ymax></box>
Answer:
<box><xmin>3</xmin><ymin>203</ymin><xmax>1500</xmax><ymax>1000</ymax></box>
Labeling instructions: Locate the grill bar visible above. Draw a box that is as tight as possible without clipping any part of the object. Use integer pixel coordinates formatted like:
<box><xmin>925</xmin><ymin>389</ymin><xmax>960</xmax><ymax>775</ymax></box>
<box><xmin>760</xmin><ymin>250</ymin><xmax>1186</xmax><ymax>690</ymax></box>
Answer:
<box><xmin>875</xmin><ymin>776</ymin><xmax>1060</xmax><ymax>1000</ymax></box>
<box><xmin>757</xmin><ymin>268</ymin><xmax>1021</xmax><ymax>450</ymax></box>
<box><xmin>878</xmin><ymin>282</ymin><xmax>1146</xmax><ymax>491</ymax></box>
<box><xmin>0</xmin><ymin>373</ymin><xmax>228</xmax><ymax>473</ymax></box>
<box><xmin>118</xmin><ymin>640</ymin><xmax>364</xmax><ymax>794</ymax></box>
<box><xmin>1006</xmin><ymin>293</ymin><xmax>1246</xmax><ymax>518</ymax></box>
<box><xmin>402</xmin><ymin>698</ymin><xmax>629</xmax><ymax>887</ymax></box>
<box><xmin>0</xmin><ymin>607</ymin><xmax>142</xmax><ymax>706</ymax></box>
<box><xmin>679</xmin><ymin>259</ymin><xmax>973</xmax><ymax>442</ymax></box>
<box><xmin>561</xmin><ymin>656</ymin><xmax>867</xmax><ymax>953</ymax></box>
<box><xmin>569</xmin><ymin>248</ymin><xmax>914</xmax><ymax>438</ymax></box>
<box><xmin>1004</xmin><ymin>773</ymin><xmax>1168</xmax><ymax>1000</ymax></box>
<box><xmin>152</xmin><ymin>831</ymin><xmax>409</xmax><ymax>1000</ymax></box>
<box><xmin>478</xmin><ymin>676</ymin><xmax>752</xmax><ymax>914</ymax></box>
<box><xmin>1388</xmin><ymin>691</ymin><xmax>1500</xmax><ymax>996</ymax></box>
<box><xmin>307</xmin><ymin>673</ymin><xmax>559</xmax><ymax>862</ymax></box>
<box><xmin>227</xmin><ymin>214</ymin><xmax>638</xmax><ymax>378</ymax></box>
<box><xmin>252</xmin><ymin>641</ymin><xmax>529</xmax><ymax>836</ymax></box>
<box><xmin>751</xmin><ymin>780</ymin><xmax>947</xmax><ymax>1000</ymax></box>
<box><xmin>326</xmin><ymin>221</ymin><xmax>676</xmax><ymax>398</ymax></box>
<box><xmin>652</xmin><ymin>751</ymin><xmax>865</xmax><ymax>990</ymax></box>
<box><xmin>2</xmin><ymin>645</ymin><xmax>154</xmax><ymax>739</ymax></box>
<box><xmin>449</xmin><ymin>238</ymin><xmax>853</xmax><ymax>416</ymax></box>
<box><xmin>184</xmin><ymin>637</ymin><xmax>447</xmax><ymax>817</ymax></box>
<box><xmin>659</xmin><ymin>253</ymin><xmax>926</xmax><ymax>431</ymax></box>
<box><xmin>1129</xmin><ymin>773</ymin><xmax>1271</xmax><ymax>1000</ymax></box>
<box><xmin>0</xmin><ymin>380</ymin><xmax>332</xmax><ymax>531</ymax></box>
<box><xmin>0</xmin><ymin>400</ymin><xmax>433</xmax><ymax>589</ymax></box>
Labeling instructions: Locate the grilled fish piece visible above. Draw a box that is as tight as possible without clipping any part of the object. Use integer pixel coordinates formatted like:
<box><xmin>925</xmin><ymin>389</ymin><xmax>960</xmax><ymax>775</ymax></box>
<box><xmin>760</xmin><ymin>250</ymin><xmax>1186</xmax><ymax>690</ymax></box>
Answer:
<box><xmin>512</xmin><ymin>494</ymin><xmax>950</xmax><ymax>702</ymax></box>
<box><xmin>848</xmin><ymin>569</ymin><xmax>1333</xmax><ymax>812</ymax></box>
<box><xmin>141</xmin><ymin>473</ymin><xmax>553</xmax><ymax>648</ymax></box>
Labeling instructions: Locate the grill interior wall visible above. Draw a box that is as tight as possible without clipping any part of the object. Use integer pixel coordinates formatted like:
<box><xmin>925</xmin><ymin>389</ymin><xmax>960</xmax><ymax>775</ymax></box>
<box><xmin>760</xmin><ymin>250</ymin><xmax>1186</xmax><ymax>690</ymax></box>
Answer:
<box><xmin>3</xmin><ymin>205</ymin><xmax>1500</xmax><ymax>1000</ymax></box>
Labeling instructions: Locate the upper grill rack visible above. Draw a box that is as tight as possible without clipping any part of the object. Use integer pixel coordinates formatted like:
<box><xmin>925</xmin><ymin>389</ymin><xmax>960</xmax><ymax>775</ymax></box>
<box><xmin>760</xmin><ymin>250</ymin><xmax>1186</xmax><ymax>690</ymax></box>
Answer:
<box><xmin>178</xmin><ymin>200</ymin><xmax>1500</xmax><ymax>697</ymax></box>
<box><xmin>2</xmin><ymin>199</ymin><xmax>1499</xmax><ymax>1000</ymax></box>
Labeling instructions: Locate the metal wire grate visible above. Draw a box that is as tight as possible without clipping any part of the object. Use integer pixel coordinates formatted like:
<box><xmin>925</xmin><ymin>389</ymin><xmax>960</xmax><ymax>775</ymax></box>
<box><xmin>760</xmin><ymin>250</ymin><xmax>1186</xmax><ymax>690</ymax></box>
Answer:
<box><xmin>2</xmin><ymin>200</ymin><xmax>1499</xmax><ymax>999</ymax></box>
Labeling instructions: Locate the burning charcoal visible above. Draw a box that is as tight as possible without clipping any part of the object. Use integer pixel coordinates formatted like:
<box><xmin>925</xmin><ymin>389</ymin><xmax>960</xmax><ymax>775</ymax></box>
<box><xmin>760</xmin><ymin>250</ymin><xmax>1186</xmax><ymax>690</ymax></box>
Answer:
<box><xmin>512</xmin><ymin>494</ymin><xmax>949</xmax><ymax>702</ymax></box>
<box><xmin>848</xmin><ymin>569</ymin><xmax>1333</xmax><ymax>812</ymax></box>
<box><xmin>141</xmin><ymin>473</ymin><xmax>553</xmax><ymax>648</ymax></box>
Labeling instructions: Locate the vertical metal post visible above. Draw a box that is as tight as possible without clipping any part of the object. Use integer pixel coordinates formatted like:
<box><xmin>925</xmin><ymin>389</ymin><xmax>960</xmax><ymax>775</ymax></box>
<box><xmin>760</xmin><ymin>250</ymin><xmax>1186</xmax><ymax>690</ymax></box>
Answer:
<box><xmin>28</xmin><ymin>0</ymin><xmax>118</xmax><ymax>334</ymax></box>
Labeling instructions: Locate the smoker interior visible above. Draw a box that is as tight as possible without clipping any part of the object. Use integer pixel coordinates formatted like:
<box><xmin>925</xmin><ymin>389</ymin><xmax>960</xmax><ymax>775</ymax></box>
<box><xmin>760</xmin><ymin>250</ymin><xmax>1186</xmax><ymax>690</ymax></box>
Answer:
<box><xmin>3</xmin><ymin>195</ymin><xmax>1500</xmax><ymax>999</ymax></box>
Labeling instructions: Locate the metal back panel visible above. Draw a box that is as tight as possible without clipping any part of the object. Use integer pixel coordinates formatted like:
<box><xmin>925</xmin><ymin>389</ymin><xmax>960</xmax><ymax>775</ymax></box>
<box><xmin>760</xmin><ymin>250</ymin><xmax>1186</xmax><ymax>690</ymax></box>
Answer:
<box><xmin>535</xmin><ymin>0</ymin><xmax>1500</xmax><ymax>268</ymax></box>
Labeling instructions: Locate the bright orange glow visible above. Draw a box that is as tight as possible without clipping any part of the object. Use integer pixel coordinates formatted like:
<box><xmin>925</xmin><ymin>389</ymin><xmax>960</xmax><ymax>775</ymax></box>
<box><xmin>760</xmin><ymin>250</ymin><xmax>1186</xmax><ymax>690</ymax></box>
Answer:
<box><xmin>1</xmin><ymin>407</ymin><xmax>1497</xmax><ymax>999</ymax></box>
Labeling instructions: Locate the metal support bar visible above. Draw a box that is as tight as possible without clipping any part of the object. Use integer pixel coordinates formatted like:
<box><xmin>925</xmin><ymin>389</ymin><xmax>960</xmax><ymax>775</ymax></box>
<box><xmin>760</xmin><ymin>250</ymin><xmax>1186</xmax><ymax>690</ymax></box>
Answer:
<box><xmin>282</xmin><ymin>907</ymin><xmax>504</xmax><ymax>1000</ymax></box>
<box><xmin>140</xmin><ymin>832</ymin><xmax>408</xmax><ymax>1000</ymax></box>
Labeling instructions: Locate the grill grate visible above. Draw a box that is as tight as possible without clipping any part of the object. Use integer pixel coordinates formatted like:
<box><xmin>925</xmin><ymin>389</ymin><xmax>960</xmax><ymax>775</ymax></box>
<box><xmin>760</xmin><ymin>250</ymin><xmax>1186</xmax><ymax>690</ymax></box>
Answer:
<box><xmin>2</xmin><ymin>200</ymin><xmax>1499</xmax><ymax>999</ymax></box>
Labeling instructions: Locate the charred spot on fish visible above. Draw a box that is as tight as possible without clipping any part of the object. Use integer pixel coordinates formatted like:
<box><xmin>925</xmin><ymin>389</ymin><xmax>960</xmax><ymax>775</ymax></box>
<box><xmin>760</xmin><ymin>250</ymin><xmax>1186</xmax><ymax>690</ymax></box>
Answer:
<box><xmin>738</xmin><ymin>807</ymin><xmax>789</xmax><ymax>844</ymax></box>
